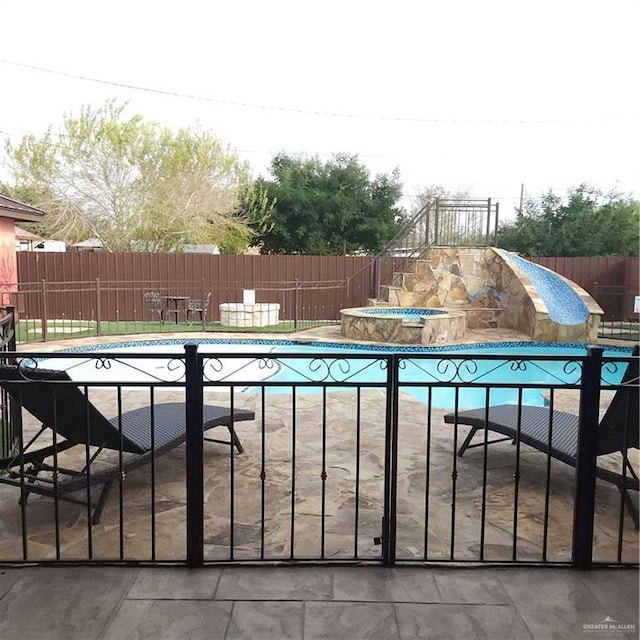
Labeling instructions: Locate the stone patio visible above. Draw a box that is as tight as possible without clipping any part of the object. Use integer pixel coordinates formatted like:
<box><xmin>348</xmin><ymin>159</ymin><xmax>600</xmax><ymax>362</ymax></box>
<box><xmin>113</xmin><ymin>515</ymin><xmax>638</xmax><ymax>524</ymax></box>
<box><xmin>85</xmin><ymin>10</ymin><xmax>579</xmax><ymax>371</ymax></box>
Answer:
<box><xmin>0</xmin><ymin>328</ymin><xmax>637</xmax><ymax>565</ymax></box>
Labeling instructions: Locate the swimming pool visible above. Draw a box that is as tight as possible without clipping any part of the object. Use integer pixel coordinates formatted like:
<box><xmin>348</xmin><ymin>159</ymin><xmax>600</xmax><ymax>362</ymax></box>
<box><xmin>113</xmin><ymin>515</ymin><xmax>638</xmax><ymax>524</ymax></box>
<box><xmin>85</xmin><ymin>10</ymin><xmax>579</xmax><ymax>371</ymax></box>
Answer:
<box><xmin>38</xmin><ymin>338</ymin><xmax>633</xmax><ymax>409</ymax></box>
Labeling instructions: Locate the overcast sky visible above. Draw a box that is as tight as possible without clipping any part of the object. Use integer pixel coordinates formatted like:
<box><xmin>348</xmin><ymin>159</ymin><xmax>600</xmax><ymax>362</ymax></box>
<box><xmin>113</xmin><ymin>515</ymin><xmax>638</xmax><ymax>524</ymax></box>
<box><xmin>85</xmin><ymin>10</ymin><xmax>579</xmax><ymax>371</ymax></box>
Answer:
<box><xmin>1</xmin><ymin>0</ymin><xmax>638</xmax><ymax>219</ymax></box>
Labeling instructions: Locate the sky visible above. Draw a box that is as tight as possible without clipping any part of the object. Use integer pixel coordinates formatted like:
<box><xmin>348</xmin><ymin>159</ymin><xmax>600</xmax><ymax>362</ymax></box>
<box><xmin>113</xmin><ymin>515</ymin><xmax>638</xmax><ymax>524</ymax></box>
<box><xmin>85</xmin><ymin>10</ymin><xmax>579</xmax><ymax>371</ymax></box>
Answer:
<box><xmin>1</xmin><ymin>0</ymin><xmax>638</xmax><ymax>220</ymax></box>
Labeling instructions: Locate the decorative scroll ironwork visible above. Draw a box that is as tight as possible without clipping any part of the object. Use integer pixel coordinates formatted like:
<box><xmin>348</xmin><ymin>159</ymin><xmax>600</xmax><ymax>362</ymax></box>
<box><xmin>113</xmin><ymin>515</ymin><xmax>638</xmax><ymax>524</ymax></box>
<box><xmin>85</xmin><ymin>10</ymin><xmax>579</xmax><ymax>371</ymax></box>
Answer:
<box><xmin>601</xmin><ymin>356</ymin><xmax>638</xmax><ymax>387</ymax></box>
<box><xmin>13</xmin><ymin>354</ymin><xmax>187</xmax><ymax>384</ymax></box>
<box><xmin>203</xmin><ymin>354</ymin><xmax>390</xmax><ymax>385</ymax></box>
<box><xmin>398</xmin><ymin>355</ymin><xmax>585</xmax><ymax>386</ymax></box>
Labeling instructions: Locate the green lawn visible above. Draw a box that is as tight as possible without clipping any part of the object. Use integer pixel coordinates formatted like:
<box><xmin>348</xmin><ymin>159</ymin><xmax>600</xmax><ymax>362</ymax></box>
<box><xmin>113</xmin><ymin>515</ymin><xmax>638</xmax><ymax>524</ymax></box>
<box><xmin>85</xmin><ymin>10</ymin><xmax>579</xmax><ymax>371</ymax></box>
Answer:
<box><xmin>15</xmin><ymin>318</ymin><xmax>336</xmax><ymax>344</ymax></box>
<box><xmin>598</xmin><ymin>321</ymin><xmax>639</xmax><ymax>342</ymax></box>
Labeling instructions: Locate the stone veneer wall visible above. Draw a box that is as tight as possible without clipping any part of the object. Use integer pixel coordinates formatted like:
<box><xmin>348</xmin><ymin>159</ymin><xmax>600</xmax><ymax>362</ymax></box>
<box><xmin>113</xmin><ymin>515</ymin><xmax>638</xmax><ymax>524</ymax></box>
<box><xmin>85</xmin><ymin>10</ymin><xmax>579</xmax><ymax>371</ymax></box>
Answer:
<box><xmin>380</xmin><ymin>246</ymin><xmax>603</xmax><ymax>342</ymax></box>
<box><xmin>340</xmin><ymin>308</ymin><xmax>466</xmax><ymax>345</ymax></box>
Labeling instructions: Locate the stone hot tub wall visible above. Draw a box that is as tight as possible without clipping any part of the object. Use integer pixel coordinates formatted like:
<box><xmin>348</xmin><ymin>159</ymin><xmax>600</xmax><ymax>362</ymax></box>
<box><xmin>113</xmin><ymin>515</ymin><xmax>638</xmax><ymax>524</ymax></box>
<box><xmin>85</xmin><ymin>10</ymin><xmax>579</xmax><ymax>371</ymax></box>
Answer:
<box><xmin>340</xmin><ymin>307</ymin><xmax>466</xmax><ymax>345</ymax></box>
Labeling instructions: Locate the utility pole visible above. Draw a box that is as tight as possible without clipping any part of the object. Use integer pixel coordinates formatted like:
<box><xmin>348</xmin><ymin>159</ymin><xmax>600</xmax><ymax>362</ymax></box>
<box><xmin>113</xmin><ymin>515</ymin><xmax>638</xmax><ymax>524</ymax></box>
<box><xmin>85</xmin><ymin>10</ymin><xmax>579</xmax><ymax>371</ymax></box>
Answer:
<box><xmin>518</xmin><ymin>183</ymin><xmax>525</xmax><ymax>216</ymax></box>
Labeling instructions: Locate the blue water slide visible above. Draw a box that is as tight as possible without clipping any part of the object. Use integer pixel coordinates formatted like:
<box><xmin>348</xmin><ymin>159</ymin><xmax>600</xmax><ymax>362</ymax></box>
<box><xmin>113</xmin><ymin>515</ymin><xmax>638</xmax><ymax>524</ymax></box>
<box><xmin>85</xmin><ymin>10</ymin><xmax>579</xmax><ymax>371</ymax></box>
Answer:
<box><xmin>498</xmin><ymin>250</ymin><xmax>589</xmax><ymax>324</ymax></box>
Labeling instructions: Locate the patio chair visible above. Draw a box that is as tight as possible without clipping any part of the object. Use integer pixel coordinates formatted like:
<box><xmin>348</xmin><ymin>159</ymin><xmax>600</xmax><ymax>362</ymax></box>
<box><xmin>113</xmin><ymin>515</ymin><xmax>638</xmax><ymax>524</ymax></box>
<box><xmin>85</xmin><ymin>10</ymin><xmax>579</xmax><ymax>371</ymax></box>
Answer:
<box><xmin>0</xmin><ymin>365</ymin><xmax>255</xmax><ymax>524</ymax></box>
<box><xmin>143</xmin><ymin>291</ymin><xmax>165</xmax><ymax>324</ymax></box>
<box><xmin>443</xmin><ymin>346</ymin><xmax>639</xmax><ymax>528</ymax></box>
<box><xmin>186</xmin><ymin>292</ymin><xmax>211</xmax><ymax>325</ymax></box>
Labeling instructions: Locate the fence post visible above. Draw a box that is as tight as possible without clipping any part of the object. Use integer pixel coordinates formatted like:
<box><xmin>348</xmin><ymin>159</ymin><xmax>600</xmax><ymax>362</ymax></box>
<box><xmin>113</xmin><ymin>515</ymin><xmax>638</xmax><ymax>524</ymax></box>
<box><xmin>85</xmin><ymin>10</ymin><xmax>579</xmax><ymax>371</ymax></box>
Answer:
<box><xmin>425</xmin><ymin>206</ymin><xmax>431</xmax><ymax>247</ymax></box>
<box><xmin>41</xmin><ymin>279</ymin><xmax>48</xmax><ymax>342</ymax></box>
<box><xmin>95</xmin><ymin>278</ymin><xmax>102</xmax><ymax>337</ymax></box>
<box><xmin>485</xmin><ymin>198</ymin><xmax>492</xmax><ymax>245</ymax></box>
<box><xmin>381</xmin><ymin>354</ymin><xmax>399</xmax><ymax>566</ymax></box>
<box><xmin>201</xmin><ymin>278</ymin><xmax>206</xmax><ymax>330</ymax></box>
<box><xmin>6</xmin><ymin>305</ymin><xmax>17</xmax><ymax>353</ymax></box>
<box><xmin>1</xmin><ymin>306</ymin><xmax>19</xmax><ymax>458</ymax></box>
<box><xmin>493</xmin><ymin>202</ymin><xmax>500</xmax><ymax>246</ymax></box>
<box><xmin>185</xmin><ymin>344</ymin><xmax>204</xmax><ymax>567</ymax></box>
<box><xmin>294</xmin><ymin>280</ymin><xmax>299</xmax><ymax>330</ymax></box>
<box><xmin>572</xmin><ymin>346</ymin><xmax>603</xmax><ymax>570</ymax></box>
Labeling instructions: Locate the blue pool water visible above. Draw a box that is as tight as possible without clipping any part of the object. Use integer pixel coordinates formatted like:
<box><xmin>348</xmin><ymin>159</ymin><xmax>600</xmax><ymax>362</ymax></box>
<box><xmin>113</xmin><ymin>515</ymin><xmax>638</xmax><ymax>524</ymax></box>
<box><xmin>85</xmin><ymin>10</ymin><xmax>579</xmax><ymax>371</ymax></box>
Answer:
<box><xmin>42</xmin><ymin>339</ymin><xmax>632</xmax><ymax>410</ymax></box>
<box><xmin>359</xmin><ymin>307</ymin><xmax>446</xmax><ymax>322</ymax></box>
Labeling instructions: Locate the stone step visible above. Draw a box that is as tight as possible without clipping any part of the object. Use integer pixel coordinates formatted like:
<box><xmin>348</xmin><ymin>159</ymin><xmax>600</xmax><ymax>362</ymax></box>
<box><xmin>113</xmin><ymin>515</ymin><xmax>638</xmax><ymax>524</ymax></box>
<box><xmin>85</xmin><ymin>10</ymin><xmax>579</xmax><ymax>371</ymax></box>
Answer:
<box><xmin>366</xmin><ymin>298</ymin><xmax>391</xmax><ymax>307</ymax></box>
<box><xmin>444</xmin><ymin>305</ymin><xmax>504</xmax><ymax>330</ymax></box>
<box><xmin>380</xmin><ymin>285</ymin><xmax>401</xmax><ymax>306</ymax></box>
<box><xmin>390</xmin><ymin>270</ymin><xmax>439</xmax><ymax>291</ymax></box>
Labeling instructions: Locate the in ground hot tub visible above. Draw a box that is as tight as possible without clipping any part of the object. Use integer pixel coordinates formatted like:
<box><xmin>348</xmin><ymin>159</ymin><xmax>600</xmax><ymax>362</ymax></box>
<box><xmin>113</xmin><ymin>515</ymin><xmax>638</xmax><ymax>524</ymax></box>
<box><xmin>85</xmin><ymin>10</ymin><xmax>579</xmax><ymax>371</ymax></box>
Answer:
<box><xmin>340</xmin><ymin>306</ymin><xmax>466</xmax><ymax>344</ymax></box>
<box><xmin>219</xmin><ymin>302</ymin><xmax>280</xmax><ymax>327</ymax></box>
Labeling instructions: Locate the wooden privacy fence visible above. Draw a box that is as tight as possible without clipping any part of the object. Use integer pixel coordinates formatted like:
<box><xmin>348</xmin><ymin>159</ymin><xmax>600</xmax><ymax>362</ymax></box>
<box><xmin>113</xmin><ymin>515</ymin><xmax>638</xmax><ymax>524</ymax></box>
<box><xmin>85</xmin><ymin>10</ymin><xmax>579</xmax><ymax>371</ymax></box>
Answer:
<box><xmin>10</xmin><ymin>253</ymin><xmax>404</xmax><ymax>327</ymax></box>
<box><xmin>529</xmin><ymin>256</ymin><xmax>639</xmax><ymax>320</ymax></box>
<box><xmin>7</xmin><ymin>252</ymin><xmax>639</xmax><ymax>325</ymax></box>
<box><xmin>11</xmin><ymin>278</ymin><xmax>363</xmax><ymax>326</ymax></box>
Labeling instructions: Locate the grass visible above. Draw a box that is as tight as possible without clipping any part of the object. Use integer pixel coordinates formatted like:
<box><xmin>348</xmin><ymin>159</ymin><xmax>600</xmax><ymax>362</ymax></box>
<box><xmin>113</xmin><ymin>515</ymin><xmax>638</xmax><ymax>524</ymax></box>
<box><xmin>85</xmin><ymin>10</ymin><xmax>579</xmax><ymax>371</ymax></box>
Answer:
<box><xmin>598</xmin><ymin>321</ymin><xmax>640</xmax><ymax>342</ymax></box>
<box><xmin>14</xmin><ymin>318</ymin><xmax>337</xmax><ymax>344</ymax></box>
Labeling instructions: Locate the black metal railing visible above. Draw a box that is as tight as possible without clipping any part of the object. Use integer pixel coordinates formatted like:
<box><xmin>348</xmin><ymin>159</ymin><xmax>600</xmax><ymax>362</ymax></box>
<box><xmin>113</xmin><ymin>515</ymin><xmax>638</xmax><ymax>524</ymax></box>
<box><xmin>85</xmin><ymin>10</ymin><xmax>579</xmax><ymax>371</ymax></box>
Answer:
<box><xmin>594</xmin><ymin>283</ymin><xmax>639</xmax><ymax>341</ymax></box>
<box><xmin>0</xmin><ymin>338</ymin><xmax>637</xmax><ymax>569</ymax></box>
<box><xmin>431</xmin><ymin>198</ymin><xmax>499</xmax><ymax>247</ymax></box>
<box><xmin>0</xmin><ymin>306</ymin><xmax>18</xmax><ymax>461</ymax></box>
<box><xmin>370</xmin><ymin>198</ymin><xmax>499</xmax><ymax>300</ymax></box>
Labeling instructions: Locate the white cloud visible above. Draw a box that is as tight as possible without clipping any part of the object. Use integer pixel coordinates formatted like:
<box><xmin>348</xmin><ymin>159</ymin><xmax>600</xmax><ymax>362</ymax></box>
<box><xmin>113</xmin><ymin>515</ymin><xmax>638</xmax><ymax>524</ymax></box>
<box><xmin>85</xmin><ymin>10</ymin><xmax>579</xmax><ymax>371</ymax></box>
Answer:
<box><xmin>1</xmin><ymin>0</ymin><xmax>638</xmax><ymax>218</ymax></box>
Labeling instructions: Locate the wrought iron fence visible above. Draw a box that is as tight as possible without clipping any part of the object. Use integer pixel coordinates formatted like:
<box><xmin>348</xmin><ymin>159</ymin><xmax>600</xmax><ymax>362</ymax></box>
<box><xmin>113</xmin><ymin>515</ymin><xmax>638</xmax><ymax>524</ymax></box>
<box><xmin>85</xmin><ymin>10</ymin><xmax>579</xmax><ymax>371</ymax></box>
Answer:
<box><xmin>0</xmin><ymin>321</ymin><xmax>637</xmax><ymax>569</ymax></box>
<box><xmin>0</xmin><ymin>307</ymin><xmax>17</xmax><ymax>462</ymax></box>
<box><xmin>430</xmin><ymin>198</ymin><xmax>499</xmax><ymax>247</ymax></box>
<box><xmin>594</xmin><ymin>283</ymin><xmax>639</xmax><ymax>341</ymax></box>
<box><xmin>5</xmin><ymin>278</ymin><xmax>360</xmax><ymax>344</ymax></box>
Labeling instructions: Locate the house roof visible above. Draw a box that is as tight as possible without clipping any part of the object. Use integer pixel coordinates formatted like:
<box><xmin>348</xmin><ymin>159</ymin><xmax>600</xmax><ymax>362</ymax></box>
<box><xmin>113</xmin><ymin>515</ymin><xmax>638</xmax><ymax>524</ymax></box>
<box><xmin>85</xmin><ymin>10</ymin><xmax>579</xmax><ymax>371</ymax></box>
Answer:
<box><xmin>0</xmin><ymin>194</ymin><xmax>46</xmax><ymax>223</ymax></box>
<box><xmin>70</xmin><ymin>238</ymin><xmax>103</xmax><ymax>249</ymax></box>
<box><xmin>15</xmin><ymin>225</ymin><xmax>43</xmax><ymax>241</ymax></box>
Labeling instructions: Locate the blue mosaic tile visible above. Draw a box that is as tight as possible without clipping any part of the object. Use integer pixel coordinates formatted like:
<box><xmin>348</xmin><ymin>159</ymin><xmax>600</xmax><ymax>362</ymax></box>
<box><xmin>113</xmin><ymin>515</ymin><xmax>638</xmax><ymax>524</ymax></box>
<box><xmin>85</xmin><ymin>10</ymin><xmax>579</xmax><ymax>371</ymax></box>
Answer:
<box><xmin>56</xmin><ymin>338</ymin><xmax>631</xmax><ymax>357</ymax></box>
<box><xmin>359</xmin><ymin>308</ymin><xmax>445</xmax><ymax>318</ymax></box>
<box><xmin>499</xmin><ymin>250</ymin><xmax>589</xmax><ymax>324</ymax></box>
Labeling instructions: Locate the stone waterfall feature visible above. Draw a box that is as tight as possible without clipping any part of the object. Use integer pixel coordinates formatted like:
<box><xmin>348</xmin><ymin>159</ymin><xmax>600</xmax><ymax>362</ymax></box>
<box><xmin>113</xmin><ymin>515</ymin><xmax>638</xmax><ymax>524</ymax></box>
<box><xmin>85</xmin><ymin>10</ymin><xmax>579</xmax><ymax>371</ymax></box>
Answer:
<box><xmin>374</xmin><ymin>246</ymin><xmax>603</xmax><ymax>343</ymax></box>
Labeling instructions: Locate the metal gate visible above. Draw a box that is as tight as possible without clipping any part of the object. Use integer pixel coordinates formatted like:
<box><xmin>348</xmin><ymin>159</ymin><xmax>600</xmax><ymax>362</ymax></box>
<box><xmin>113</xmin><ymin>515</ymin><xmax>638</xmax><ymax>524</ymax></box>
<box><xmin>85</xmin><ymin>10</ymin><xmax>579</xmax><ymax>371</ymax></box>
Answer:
<box><xmin>0</xmin><ymin>338</ymin><xmax>637</xmax><ymax>568</ymax></box>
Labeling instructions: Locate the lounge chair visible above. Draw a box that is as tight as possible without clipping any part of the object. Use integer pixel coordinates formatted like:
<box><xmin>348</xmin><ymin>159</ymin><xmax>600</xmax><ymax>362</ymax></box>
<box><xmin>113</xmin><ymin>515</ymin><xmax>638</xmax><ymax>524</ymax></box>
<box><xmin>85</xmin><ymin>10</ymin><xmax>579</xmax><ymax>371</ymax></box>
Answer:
<box><xmin>444</xmin><ymin>346</ymin><xmax>639</xmax><ymax>528</ymax></box>
<box><xmin>0</xmin><ymin>365</ymin><xmax>255</xmax><ymax>524</ymax></box>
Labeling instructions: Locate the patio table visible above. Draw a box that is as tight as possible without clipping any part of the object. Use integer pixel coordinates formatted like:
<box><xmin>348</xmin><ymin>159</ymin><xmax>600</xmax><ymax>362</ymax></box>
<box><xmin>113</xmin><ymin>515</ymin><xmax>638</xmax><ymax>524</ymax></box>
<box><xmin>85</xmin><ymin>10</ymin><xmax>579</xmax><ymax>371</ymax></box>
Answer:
<box><xmin>164</xmin><ymin>295</ymin><xmax>190</xmax><ymax>324</ymax></box>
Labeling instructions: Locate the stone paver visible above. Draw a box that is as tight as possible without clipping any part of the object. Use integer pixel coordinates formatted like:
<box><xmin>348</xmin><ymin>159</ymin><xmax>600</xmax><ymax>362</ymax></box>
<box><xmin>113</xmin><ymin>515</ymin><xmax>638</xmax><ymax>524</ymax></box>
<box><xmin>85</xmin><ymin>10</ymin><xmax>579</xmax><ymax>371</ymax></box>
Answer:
<box><xmin>0</xmin><ymin>566</ymin><xmax>637</xmax><ymax>640</ymax></box>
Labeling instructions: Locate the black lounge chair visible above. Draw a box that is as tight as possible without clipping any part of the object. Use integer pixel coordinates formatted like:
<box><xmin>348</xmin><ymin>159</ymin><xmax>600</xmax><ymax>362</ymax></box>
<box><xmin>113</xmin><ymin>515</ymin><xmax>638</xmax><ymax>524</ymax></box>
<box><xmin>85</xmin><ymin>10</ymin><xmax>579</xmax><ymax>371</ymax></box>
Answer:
<box><xmin>0</xmin><ymin>365</ymin><xmax>255</xmax><ymax>524</ymax></box>
<box><xmin>444</xmin><ymin>346</ymin><xmax>639</xmax><ymax>528</ymax></box>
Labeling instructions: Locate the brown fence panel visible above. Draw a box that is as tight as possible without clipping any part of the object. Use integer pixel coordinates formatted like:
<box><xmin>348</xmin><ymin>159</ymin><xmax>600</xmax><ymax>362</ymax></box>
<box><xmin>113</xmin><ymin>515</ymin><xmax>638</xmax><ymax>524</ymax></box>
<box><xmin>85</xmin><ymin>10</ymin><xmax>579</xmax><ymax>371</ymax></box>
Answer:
<box><xmin>15</xmin><ymin>253</ymin><xmax>379</xmax><ymax>323</ymax></box>
<box><xmin>13</xmin><ymin>252</ymin><xmax>639</xmax><ymax>324</ymax></box>
<box><xmin>529</xmin><ymin>256</ymin><xmax>638</xmax><ymax>320</ymax></box>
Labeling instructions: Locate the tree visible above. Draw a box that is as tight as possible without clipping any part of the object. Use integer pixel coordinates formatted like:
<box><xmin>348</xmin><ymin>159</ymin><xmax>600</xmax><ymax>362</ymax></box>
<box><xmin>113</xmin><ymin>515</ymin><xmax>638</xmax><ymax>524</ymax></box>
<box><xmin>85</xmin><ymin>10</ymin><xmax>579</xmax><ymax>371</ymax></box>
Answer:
<box><xmin>409</xmin><ymin>184</ymin><xmax>471</xmax><ymax>212</ymax></box>
<box><xmin>3</xmin><ymin>101</ymin><xmax>265</xmax><ymax>252</ymax></box>
<box><xmin>497</xmin><ymin>184</ymin><xmax>639</xmax><ymax>257</ymax></box>
<box><xmin>248</xmin><ymin>153</ymin><xmax>404</xmax><ymax>255</ymax></box>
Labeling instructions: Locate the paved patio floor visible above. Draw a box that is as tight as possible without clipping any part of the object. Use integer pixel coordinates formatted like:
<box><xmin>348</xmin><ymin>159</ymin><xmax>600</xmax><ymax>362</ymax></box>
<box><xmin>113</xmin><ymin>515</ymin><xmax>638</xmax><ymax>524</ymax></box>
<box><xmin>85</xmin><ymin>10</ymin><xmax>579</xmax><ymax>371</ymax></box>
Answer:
<box><xmin>0</xmin><ymin>564</ymin><xmax>638</xmax><ymax>639</ymax></box>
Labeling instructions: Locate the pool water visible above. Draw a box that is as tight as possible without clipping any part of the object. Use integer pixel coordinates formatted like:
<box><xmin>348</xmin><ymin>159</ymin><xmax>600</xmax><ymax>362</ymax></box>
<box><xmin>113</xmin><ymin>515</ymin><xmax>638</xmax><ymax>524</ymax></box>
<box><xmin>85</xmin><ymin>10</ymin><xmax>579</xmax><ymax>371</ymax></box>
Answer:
<box><xmin>359</xmin><ymin>307</ymin><xmax>446</xmax><ymax>322</ymax></box>
<box><xmin>40</xmin><ymin>339</ymin><xmax>632</xmax><ymax>409</ymax></box>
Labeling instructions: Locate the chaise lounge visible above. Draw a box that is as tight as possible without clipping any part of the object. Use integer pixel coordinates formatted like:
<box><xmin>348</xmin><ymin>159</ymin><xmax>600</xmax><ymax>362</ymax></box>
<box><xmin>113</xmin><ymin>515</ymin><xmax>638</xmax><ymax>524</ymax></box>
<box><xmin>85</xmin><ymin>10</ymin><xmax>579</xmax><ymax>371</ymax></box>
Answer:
<box><xmin>0</xmin><ymin>365</ymin><xmax>255</xmax><ymax>524</ymax></box>
<box><xmin>444</xmin><ymin>346</ymin><xmax>639</xmax><ymax>528</ymax></box>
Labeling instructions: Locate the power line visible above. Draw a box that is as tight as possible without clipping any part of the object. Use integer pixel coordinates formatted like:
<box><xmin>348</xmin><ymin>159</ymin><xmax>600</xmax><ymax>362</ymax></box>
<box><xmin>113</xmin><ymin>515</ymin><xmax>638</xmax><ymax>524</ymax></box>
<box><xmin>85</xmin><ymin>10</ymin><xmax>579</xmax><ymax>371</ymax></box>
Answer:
<box><xmin>0</xmin><ymin>127</ymin><xmax>402</xmax><ymax>161</ymax></box>
<box><xmin>2</xmin><ymin>58</ymin><xmax>637</xmax><ymax>125</ymax></box>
